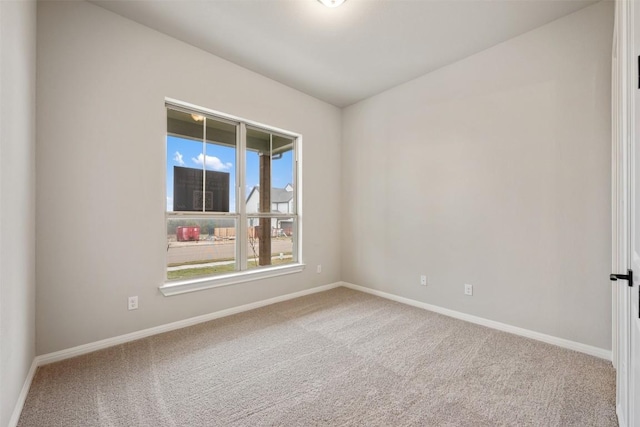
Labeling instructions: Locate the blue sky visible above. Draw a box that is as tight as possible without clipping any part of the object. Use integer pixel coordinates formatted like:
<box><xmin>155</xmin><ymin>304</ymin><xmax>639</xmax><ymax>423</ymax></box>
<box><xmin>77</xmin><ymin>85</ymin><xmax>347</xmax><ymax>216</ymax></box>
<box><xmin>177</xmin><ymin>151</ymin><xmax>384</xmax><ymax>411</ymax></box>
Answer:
<box><xmin>166</xmin><ymin>135</ymin><xmax>293</xmax><ymax>212</ymax></box>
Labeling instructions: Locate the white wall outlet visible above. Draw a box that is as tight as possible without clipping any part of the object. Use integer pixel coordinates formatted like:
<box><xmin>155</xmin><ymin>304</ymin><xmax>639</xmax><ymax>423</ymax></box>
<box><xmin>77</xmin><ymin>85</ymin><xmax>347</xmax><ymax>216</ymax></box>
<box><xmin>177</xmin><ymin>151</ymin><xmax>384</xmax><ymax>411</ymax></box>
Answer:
<box><xmin>464</xmin><ymin>284</ymin><xmax>473</xmax><ymax>296</ymax></box>
<box><xmin>317</xmin><ymin>264</ymin><xmax>322</xmax><ymax>274</ymax></box>
<box><xmin>420</xmin><ymin>275</ymin><xmax>427</xmax><ymax>286</ymax></box>
<box><xmin>128</xmin><ymin>296</ymin><xmax>138</xmax><ymax>310</ymax></box>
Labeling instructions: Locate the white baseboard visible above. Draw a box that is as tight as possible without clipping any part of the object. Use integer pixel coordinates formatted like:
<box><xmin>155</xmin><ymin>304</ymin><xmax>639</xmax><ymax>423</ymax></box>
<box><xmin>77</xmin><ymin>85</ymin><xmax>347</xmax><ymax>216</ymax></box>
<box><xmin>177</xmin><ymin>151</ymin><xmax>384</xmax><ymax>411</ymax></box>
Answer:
<box><xmin>8</xmin><ymin>358</ymin><xmax>38</xmax><ymax>427</ymax></box>
<box><xmin>340</xmin><ymin>282</ymin><xmax>612</xmax><ymax>361</ymax></box>
<box><xmin>8</xmin><ymin>282</ymin><xmax>340</xmax><ymax>425</ymax></box>
<box><xmin>36</xmin><ymin>282</ymin><xmax>342</xmax><ymax>366</ymax></box>
<box><xmin>10</xmin><ymin>280</ymin><xmax>611</xmax><ymax>426</ymax></box>
<box><xmin>9</xmin><ymin>281</ymin><xmax>341</xmax><ymax>425</ymax></box>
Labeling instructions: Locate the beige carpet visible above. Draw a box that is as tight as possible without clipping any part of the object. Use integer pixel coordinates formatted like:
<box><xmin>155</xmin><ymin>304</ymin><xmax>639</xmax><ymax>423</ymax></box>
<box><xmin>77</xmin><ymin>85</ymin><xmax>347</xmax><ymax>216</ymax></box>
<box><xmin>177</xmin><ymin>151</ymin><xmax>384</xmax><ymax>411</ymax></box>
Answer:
<box><xmin>18</xmin><ymin>287</ymin><xmax>617</xmax><ymax>426</ymax></box>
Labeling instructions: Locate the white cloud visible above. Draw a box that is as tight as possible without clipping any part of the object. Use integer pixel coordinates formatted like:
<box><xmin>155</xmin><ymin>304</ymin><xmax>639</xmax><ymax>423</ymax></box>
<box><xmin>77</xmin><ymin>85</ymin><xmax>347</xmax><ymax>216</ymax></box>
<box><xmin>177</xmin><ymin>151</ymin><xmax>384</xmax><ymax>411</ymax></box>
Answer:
<box><xmin>173</xmin><ymin>151</ymin><xmax>185</xmax><ymax>166</ymax></box>
<box><xmin>192</xmin><ymin>153</ymin><xmax>233</xmax><ymax>171</ymax></box>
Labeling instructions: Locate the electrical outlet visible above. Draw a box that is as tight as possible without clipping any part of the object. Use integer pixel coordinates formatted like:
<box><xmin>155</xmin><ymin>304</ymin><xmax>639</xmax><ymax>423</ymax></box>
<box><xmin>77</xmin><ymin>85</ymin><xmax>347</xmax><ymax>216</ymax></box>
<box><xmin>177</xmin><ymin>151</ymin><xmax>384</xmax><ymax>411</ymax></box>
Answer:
<box><xmin>317</xmin><ymin>264</ymin><xmax>322</xmax><ymax>274</ymax></box>
<box><xmin>464</xmin><ymin>284</ymin><xmax>473</xmax><ymax>296</ymax></box>
<box><xmin>420</xmin><ymin>275</ymin><xmax>427</xmax><ymax>286</ymax></box>
<box><xmin>128</xmin><ymin>296</ymin><xmax>138</xmax><ymax>310</ymax></box>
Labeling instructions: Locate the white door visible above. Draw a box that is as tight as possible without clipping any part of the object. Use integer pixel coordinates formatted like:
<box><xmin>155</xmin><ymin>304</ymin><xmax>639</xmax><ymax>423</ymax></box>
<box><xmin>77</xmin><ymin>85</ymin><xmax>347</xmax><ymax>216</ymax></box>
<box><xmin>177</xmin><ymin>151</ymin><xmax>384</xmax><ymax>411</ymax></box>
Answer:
<box><xmin>614</xmin><ymin>1</ymin><xmax>640</xmax><ymax>426</ymax></box>
<box><xmin>631</xmin><ymin>1</ymin><xmax>640</xmax><ymax>422</ymax></box>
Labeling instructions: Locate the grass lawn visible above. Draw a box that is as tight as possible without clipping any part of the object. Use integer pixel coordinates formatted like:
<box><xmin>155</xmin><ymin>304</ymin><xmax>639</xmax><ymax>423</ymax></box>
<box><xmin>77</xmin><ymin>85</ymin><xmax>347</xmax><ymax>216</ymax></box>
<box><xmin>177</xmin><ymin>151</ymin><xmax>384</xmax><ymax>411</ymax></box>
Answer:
<box><xmin>167</xmin><ymin>257</ymin><xmax>293</xmax><ymax>281</ymax></box>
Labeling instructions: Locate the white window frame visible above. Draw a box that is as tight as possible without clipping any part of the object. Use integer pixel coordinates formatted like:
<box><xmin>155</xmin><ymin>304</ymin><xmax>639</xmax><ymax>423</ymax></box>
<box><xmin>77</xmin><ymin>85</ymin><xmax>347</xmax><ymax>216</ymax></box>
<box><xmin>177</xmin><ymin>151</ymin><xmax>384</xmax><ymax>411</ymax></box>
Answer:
<box><xmin>160</xmin><ymin>98</ymin><xmax>303</xmax><ymax>296</ymax></box>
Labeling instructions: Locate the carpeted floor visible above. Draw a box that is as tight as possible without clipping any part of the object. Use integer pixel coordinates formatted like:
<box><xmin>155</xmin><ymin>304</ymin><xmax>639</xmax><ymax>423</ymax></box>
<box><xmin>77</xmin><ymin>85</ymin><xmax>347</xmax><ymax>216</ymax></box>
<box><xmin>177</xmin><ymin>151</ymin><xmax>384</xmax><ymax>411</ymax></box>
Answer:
<box><xmin>18</xmin><ymin>287</ymin><xmax>617</xmax><ymax>426</ymax></box>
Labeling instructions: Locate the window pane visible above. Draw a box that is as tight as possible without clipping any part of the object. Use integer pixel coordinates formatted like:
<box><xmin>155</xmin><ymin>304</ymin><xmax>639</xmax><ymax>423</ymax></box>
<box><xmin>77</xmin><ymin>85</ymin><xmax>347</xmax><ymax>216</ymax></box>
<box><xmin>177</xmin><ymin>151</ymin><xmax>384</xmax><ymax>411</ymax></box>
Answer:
<box><xmin>271</xmin><ymin>135</ymin><xmax>295</xmax><ymax>214</ymax></box>
<box><xmin>245</xmin><ymin>128</ymin><xmax>271</xmax><ymax>214</ymax></box>
<box><xmin>204</xmin><ymin>116</ymin><xmax>236</xmax><ymax>212</ymax></box>
<box><xmin>245</xmin><ymin>129</ymin><xmax>295</xmax><ymax>215</ymax></box>
<box><xmin>167</xmin><ymin>217</ymin><xmax>237</xmax><ymax>281</ymax></box>
<box><xmin>246</xmin><ymin>217</ymin><xmax>295</xmax><ymax>269</ymax></box>
<box><xmin>167</xmin><ymin>109</ymin><xmax>204</xmax><ymax>212</ymax></box>
<box><xmin>167</xmin><ymin>108</ymin><xmax>237</xmax><ymax>213</ymax></box>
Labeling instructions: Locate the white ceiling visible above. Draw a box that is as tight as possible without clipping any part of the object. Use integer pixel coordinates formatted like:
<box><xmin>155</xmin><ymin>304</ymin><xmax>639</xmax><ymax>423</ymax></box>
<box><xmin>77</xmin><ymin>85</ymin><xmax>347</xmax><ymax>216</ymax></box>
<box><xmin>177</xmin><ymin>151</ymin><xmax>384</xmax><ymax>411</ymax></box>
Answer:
<box><xmin>91</xmin><ymin>0</ymin><xmax>598</xmax><ymax>107</ymax></box>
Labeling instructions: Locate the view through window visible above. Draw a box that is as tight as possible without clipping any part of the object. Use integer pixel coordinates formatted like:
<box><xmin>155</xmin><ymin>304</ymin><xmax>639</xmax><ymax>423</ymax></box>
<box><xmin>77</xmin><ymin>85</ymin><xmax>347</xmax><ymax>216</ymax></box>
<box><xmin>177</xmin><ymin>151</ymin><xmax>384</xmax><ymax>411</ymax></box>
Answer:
<box><xmin>166</xmin><ymin>103</ymin><xmax>298</xmax><ymax>282</ymax></box>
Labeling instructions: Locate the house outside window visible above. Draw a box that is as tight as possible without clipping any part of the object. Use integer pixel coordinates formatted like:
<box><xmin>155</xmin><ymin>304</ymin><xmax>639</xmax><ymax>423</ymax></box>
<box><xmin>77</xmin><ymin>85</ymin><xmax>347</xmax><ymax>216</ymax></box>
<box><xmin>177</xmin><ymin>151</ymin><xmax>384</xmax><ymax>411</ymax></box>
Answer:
<box><xmin>162</xmin><ymin>100</ymin><xmax>301</xmax><ymax>295</ymax></box>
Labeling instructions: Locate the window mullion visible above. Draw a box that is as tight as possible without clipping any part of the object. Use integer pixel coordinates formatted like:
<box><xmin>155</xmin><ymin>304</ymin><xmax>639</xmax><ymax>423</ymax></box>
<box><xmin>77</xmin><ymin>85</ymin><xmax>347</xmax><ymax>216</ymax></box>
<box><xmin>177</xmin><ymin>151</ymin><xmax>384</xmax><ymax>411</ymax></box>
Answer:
<box><xmin>238</xmin><ymin>123</ymin><xmax>248</xmax><ymax>271</ymax></box>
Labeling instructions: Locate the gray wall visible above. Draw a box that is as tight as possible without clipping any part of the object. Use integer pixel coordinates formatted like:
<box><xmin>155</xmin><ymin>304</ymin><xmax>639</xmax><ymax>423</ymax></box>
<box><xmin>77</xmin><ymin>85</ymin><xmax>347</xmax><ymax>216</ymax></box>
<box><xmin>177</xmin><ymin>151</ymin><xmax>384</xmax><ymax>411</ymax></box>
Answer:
<box><xmin>0</xmin><ymin>0</ymin><xmax>37</xmax><ymax>424</ymax></box>
<box><xmin>35</xmin><ymin>0</ymin><xmax>614</xmax><ymax>357</ymax></box>
<box><xmin>341</xmin><ymin>1</ymin><xmax>614</xmax><ymax>350</ymax></box>
<box><xmin>36</xmin><ymin>1</ymin><xmax>342</xmax><ymax>355</ymax></box>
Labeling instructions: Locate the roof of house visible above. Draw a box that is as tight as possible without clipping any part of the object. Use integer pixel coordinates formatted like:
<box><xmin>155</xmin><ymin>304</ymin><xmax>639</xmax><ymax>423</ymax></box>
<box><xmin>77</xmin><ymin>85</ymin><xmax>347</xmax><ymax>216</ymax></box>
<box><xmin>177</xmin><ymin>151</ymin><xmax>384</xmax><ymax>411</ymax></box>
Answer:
<box><xmin>271</xmin><ymin>188</ymin><xmax>293</xmax><ymax>203</ymax></box>
<box><xmin>246</xmin><ymin>185</ymin><xmax>293</xmax><ymax>203</ymax></box>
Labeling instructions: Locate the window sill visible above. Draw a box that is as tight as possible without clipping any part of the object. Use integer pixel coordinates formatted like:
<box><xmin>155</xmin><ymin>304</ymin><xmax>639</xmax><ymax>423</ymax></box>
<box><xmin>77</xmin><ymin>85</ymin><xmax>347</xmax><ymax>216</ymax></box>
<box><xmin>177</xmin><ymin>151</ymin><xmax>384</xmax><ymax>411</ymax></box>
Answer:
<box><xmin>159</xmin><ymin>263</ymin><xmax>306</xmax><ymax>296</ymax></box>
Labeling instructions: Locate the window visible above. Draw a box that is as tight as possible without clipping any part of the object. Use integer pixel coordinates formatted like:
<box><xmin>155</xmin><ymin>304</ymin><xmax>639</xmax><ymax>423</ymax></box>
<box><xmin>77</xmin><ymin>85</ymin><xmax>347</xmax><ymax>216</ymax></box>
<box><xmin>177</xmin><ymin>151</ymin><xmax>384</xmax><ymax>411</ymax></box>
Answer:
<box><xmin>162</xmin><ymin>100</ymin><xmax>301</xmax><ymax>295</ymax></box>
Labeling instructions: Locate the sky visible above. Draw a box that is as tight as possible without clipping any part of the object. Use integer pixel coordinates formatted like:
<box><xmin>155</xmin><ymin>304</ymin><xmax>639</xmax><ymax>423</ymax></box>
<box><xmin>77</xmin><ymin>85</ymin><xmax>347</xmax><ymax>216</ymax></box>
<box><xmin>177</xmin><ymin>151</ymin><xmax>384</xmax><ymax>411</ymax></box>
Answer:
<box><xmin>166</xmin><ymin>135</ymin><xmax>293</xmax><ymax>212</ymax></box>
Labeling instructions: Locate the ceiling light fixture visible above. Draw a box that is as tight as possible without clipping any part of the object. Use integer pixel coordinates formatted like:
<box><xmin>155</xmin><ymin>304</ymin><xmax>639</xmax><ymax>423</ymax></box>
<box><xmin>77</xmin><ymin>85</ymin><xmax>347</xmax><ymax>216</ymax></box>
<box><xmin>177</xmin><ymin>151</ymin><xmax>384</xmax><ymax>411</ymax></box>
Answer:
<box><xmin>191</xmin><ymin>114</ymin><xmax>204</xmax><ymax>122</ymax></box>
<box><xmin>318</xmin><ymin>0</ymin><xmax>345</xmax><ymax>8</ymax></box>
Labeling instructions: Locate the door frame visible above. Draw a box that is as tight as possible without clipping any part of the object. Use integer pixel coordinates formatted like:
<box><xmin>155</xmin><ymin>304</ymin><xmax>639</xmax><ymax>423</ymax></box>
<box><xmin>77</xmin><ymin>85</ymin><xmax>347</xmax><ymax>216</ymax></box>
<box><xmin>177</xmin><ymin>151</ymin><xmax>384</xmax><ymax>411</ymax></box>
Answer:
<box><xmin>612</xmin><ymin>0</ymin><xmax>634</xmax><ymax>425</ymax></box>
